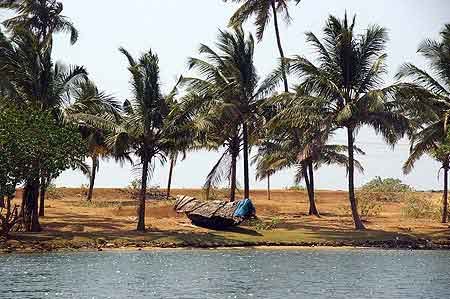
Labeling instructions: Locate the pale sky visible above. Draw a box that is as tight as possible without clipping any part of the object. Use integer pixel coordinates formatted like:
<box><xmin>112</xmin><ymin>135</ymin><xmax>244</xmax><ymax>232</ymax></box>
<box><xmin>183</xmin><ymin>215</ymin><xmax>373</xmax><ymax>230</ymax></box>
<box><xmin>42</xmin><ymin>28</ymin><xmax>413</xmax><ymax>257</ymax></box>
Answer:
<box><xmin>3</xmin><ymin>0</ymin><xmax>449</xmax><ymax>191</ymax></box>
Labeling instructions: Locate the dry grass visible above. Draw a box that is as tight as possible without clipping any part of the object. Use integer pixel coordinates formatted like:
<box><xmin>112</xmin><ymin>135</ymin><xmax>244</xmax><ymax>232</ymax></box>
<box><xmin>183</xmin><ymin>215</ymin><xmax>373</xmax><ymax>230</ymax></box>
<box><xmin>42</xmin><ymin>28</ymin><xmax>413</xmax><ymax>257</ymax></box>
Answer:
<box><xmin>6</xmin><ymin>188</ymin><xmax>449</xmax><ymax>250</ymax></box>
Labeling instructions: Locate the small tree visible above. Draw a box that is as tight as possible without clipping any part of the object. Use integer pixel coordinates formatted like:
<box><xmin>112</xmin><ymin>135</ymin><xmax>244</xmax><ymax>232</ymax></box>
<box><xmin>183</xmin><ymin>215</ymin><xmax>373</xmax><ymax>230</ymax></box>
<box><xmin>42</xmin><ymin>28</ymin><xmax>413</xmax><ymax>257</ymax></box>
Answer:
<box><xmin>0</xmin><ymin>104</ymin><xmax>86</xmax><ymax>232</ymax></box>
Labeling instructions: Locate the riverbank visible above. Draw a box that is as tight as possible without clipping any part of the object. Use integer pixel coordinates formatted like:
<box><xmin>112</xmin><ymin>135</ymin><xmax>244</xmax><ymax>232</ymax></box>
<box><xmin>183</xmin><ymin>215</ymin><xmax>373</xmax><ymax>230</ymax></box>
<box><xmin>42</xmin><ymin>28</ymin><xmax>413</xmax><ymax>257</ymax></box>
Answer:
<box><xmin>1</xmin><ymin>188</ymin><xmax>449</xmax><ymax>254</ymax></box>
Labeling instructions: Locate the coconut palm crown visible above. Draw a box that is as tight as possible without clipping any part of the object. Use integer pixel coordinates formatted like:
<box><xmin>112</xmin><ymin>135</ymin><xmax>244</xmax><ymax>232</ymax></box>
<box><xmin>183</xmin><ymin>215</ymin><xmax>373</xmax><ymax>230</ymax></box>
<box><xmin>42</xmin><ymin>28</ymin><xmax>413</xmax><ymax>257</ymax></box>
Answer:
<box><xmin>183</xmin><ymin>28</ymin><xmax>270</xmax><ymax>201</ymax></box>
<box><xmin>0</xmin><ymin>0</ymin><xmax>78</xmax><ymax>45</ymax></box>
<box><xmin>226</xmin><ymin>0</ymin><xmax>302</xmax><ymax>92</ymax></box>
<box><xmin>277</xmin><ymin>14</ymin><xmax>409</xmax><ymax>229</ymax></box>
<box><xmin>397</xmin><ymin>24</ymin><xmax>450</xmax><ymax>223</ymax></box>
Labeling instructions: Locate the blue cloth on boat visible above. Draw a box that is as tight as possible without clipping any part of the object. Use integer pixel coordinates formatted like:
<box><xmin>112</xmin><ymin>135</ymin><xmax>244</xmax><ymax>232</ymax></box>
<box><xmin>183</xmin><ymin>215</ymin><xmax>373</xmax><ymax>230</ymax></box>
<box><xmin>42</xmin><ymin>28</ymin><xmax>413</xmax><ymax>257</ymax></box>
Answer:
<box><xmin>233</xmin><ymin>198</ymin><xmax>256</xmax><ymax>217</ymax></box>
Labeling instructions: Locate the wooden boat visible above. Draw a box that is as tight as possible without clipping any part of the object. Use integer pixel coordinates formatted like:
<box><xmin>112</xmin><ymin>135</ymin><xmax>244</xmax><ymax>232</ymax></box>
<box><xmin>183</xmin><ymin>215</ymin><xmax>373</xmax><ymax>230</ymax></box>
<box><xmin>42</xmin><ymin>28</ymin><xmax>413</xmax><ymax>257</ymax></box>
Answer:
<box><xmin>174</xmin><ymin>195</ymin><xmax>255</xmax><ymax>229</ymax></box>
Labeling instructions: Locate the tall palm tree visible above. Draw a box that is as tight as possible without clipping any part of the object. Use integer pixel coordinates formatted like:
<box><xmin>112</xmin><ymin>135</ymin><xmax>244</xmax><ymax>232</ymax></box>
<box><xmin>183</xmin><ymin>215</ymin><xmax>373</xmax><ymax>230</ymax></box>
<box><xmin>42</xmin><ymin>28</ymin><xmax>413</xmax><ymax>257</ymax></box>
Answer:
<box><xmin>282</xmin><ymin>14</ymin><xmax>409</xmax><ymax>229</ymax></box>
<box><xmin>107</xmin><ymin>48</ymin><xmax>182</xmax><ymax>231</ymax></box>
<box><xmin>397</xmin><ymin>24</ymin><xmax>450</xmax><ymax>223</ymax></box>
<box><xmin>184</xmin><ymin>28</ymin><xmax>267</xmax><ymax>200</ymax></box>
<box><xmin>254</xmin><ymin>119</ymin><xmax>364</xmax><ymax>216</ymax></box>
<box><xmin>0</xmin><ymin>0</ymin><xmax>78</xmax><ymax>45</ymax></box>
<box><xmin>226</xmin><ymin>0</ymin><xmax>301</xmax><ymax>92</ymax></box>
<box><xmin>65</xmin><ymin>80</ymin><xmax>122</xmax><ymax>202</ymax></box>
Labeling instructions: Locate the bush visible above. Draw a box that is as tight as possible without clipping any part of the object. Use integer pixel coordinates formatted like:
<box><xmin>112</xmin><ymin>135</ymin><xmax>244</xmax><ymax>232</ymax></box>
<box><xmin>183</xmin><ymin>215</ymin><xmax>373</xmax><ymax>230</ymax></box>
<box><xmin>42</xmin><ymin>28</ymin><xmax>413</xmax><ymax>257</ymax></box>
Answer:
<box><xmin>0</xmin><ymin>196</ymin><xmax>21</xmax><ymax>240</ymax></box>
<box><xmin>79</xmin><ymin>184</ymin><xmax>89</xmax><ymax>197</ymax></box>
<box><xmin>356</xmin><ymin>192</ymin><xmax>383</xmax><ymax>219</ymax></box>
<box><xmin>402</xmin><ymin>193</ymin><xmax>441</xmax><ymax>220</ymax></box>
<box><xmin>341</xmin><ymin>192</ymin><xmax>383</xmax><ymax>220</ymax></box>
<box><xmin>359</xmin><ymin>177</ymin><xmax>414</xmax><ymax>202</ymax></box>
<box><xmin>246</xmin><ymin>217</ymin><xmax>282</xmax><ymax>231</ymax></box>
<box><xmin>286</xmin><ymin>184</ymin><xmax>306</xmax><ymax>191</ymax></box>
<box><xmin>123</xmin><ymin>179</ymin><xmax>141</xmax><ymax>200</ymax></box>
<box><xmin>47</xmin><ymin>183</ymin><xmax>63</xmax><ymax>200</ymax></box>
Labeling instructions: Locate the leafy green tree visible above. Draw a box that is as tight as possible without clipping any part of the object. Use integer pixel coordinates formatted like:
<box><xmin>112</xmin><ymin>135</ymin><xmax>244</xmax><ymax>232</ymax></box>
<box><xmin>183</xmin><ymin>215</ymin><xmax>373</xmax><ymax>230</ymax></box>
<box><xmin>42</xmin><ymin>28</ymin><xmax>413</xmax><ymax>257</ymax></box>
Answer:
<box><xmin>0</xmin><ymin>27</ymin><xmax>89</xmax><ymax>214</ymax></box>
<box><xmin>0</xmin><ymin>104</ymin><xmax>86</xmax><ymax>232</ymax></box>
<box><xmin>397</xmin><ymin>25</ymin><xmax>450</xmax><ymax>223</ymax></box>
<box><xmin>226</xmin><ymin>0</ymin><xmax>301</xmax><ymax>92</ymax></box>
<box><xmin>280</xmin><ymin>14</ymin><xmax>409</xmax><ymax>229</ymax></box>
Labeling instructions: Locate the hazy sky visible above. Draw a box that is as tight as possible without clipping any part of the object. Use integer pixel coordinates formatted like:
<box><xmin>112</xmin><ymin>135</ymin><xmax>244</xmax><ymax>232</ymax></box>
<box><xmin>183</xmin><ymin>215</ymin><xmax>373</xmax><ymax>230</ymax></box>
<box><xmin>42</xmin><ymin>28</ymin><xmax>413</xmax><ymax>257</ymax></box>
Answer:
<box><xmin>3</xmin><ymin>0</ymin><xmax>449</xmax><ymax>190</ymax></box>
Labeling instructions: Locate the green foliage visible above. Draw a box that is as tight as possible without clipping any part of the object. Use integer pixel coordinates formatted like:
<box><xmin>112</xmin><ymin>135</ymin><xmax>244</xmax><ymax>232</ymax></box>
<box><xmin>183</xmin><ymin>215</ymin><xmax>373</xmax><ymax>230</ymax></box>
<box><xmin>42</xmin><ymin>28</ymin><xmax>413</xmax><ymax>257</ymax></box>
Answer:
<box><xmin>246</xmin><ymin>217</ymin><xmax>282</xmax><ymax>231</ymax></box>
<box><xmin>79</xmin><ymin>184</ymin><xmax>89</xmax><ymax>197</ymax></box>
<box><xmin>1</xmin><ymin>0</ymin><xmax>79</xmax><ymax>45</ymax></box>
<box><xmin>0</xmin><ymin>105</ymin><xmax>87</xmax><ymax>197</ymax></box>
<box><xmin>226</xmin><ymin>0</ymin><xmax>301</xmax><ymax>41</ymax></box>
<box><xmin>355</xmin><ymin>192</ymin><xmax>384</xmax><ymax>218</ymax></box>
<box><xmin>398</xmin><ymin>25</ymin><xmax>450</xmax><ymax>175</ymax></box>
<box><xmin>402</xmin><ymin>193</ymin><xmax>441</xmax><ymax>220</ymax></box>
<box><xmin>340</xmin><ymin>192</ymin><xmax>384</xmax><ymax>219</ymax></box>
<box><xmin>184</xmin><ymin>28</ymin><xmax>265</xmax><ymax>197</ymax></box>
<box><xmin>286</xmin><ymin>184</ymin><xmax>306</xmax><ymax>191</ymax></box>
<box><xmin>124</xmin><ymin>179</ymin><xmax>141</xmax><ymax>200</ymax></box>
<box><xmin>360</xmin><ymin>177</ymin><xmax>414</xmax><ymax>193</ymax></box>
<box><xmin>359</xmin><ymin>177</ymin><xmax>414</xmax><ymax>202</ymax></box>
<box><xmin>47</xmin><ymin>183</ymin><xmax>63</xmax><ymax>200</ymax></box>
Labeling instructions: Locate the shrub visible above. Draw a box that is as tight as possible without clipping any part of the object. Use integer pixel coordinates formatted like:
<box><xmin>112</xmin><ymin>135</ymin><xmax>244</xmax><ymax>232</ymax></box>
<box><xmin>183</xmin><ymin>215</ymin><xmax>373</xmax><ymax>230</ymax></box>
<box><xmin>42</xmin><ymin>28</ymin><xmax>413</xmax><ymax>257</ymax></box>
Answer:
<box><xmin>47</xmin><ymin>183</ymin><xmax>63</xmax><ymax>200</ymax></box>
<box><xmin>340</xmin><ymin>192</ymin><xmax>383</xmax><ymax>220</ymax></box>
<box><xmin>78</xmin><ymin>184</ymin><xmax>89</xmax><ymax>197</ymax></box>
<box><xmin>246</xmin><ymin>217</ymin><xmax>282</xmax><ymax>231</ymax></box>
<box><xmin>286</xmin><ymin>184</ymin><xmax>306</xmax><ymax>191</ymax></box>
<box><xmin>359</xmin><ymin>177</ymin><xmax>414</xmax><ymax>202</ymax></box>
<box><xmin>402</xmin><ymin>193</ymin><xmax>441</xmax><ymax>220</ymax></box>
<box><xmin>356</xmin><ymin>192</ymin><xmax>383</xmax><ymax>218</ymax></box>
<box><xmin>0</xmin><ymin>196</ymin><xmax>21</xmax><ymax>240</ymax></box>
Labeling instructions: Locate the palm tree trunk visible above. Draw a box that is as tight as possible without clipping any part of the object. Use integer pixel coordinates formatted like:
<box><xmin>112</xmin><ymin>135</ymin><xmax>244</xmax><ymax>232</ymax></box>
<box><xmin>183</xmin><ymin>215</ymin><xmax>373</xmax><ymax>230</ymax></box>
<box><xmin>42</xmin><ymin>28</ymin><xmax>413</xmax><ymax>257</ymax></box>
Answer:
<box><xmin>86</xmin><ymin>156</ymin><xmax>98</xmax><ymax>202</ymax></box>
<box><xmin>230</xmin><ymin>150</ymin><xmax>238</xmax><ymax>202</ymax></box>
<box><xmin>167</xmin><ymin>158</ymin><xmax>175</xmax><ymax>200</ymax></box>
<box><xmin>347</xmin><ymin>127</ymin><xmax>365</xmax><ymax>230</ymax></box>
<box><xmin>442</xmin><ymin>162</ymin><xmax>448</xmax><ymax>224</ymax></box>
<box><xmin>38</xmin><ymin>174</ymin><xmax>47</xmax><ymax>217</ymax></box>
<box><xmin>307</xmin><ymin>162</ymin><xmax>320</xmax><ymax>217</ymax></box>
<box><xmin>302</xmin><ymin>162</ymin><xmax>313</xmax><ymax>213</ymax></box>
<box><xmin>242</xmin><ymin>123</ymin><xmax>250</xmax><ymax>199</ymax></box>
<box><xmin>137</xmin><ymin>156</ymin><xmax>149</xmax><ymax>232</ymax></box>
<box><xmin>271</xmin><ymin>0</ymin><xmax>289</xmax><ymax>93</ymax></box>
<box><xmin>267</xmin><ymin>174</ymin><xmax>271</xmax><ymax>201</ymax></box>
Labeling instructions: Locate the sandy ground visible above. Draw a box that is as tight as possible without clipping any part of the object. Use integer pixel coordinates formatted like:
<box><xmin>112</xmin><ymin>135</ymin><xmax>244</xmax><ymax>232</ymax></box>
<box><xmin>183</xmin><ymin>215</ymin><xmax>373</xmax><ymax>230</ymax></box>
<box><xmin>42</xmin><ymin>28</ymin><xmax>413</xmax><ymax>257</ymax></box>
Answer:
<box><xmin>3</xmin><ymin>188</ymin><xmax>449</xmax><ymax>251</ymax></box>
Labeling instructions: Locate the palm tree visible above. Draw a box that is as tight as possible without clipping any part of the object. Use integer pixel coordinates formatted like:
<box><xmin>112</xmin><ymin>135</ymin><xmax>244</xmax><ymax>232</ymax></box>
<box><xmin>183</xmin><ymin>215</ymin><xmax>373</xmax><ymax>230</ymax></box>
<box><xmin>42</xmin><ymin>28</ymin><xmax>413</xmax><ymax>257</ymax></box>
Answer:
<box><xmin>282</xmin><ymin>14</ymin><xmax>409</xmax><ymax>229</ymax></box>
<box><xmin>107</xmin><ymin>48</ymin><xmax>181</xmax><ymax>231</ymax></box>
<box><xmin>183</xmin><ymin>28</ymin><xmax>267</xmax><ymax>200</ymax></box>
<box><xmin>191</xmin><ymin>97</ymin><xmax>242</xmax><ymax>201</ymax></box>
<box><xmin>397</xmin><ymin>24</ymin><xmax>450</xmax><ymax>223</ymax></box>
<box><xmin>226</xmin><ymin>0</ymin><xmax>301</xmax><ymax>92</ymax></box>
<box><xmin>254</xmin><ymin>119</ymin><xmax>364</xmax><ymax>216</ymax></box>
<box><xmin>0</xmin><ymin>0</ymin><xmax>78</xmax><ymax>45</ymax></box>
<box><xmin>66</xmin><ymin>80</ymin><xmax>122</xmax><ymax>202</ymax></box>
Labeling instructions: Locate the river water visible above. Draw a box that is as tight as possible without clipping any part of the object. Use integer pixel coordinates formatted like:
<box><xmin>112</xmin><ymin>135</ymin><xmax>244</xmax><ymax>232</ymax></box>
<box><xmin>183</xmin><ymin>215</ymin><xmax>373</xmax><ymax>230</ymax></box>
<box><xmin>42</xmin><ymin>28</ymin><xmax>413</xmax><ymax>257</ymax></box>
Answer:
<box><xmin>1</xmin><ymin>249</ymin><xmax>449</xmax><ymax>298</ymax></box>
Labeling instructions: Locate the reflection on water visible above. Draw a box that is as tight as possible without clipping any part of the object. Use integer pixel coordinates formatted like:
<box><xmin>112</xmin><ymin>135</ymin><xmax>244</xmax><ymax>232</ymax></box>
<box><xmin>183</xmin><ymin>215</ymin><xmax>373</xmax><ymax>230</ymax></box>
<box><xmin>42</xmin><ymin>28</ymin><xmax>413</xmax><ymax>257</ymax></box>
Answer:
<box><xmin>1</xmin><ymin>249</ymin><xmax>450</xmax><ymax>298</ymax></box>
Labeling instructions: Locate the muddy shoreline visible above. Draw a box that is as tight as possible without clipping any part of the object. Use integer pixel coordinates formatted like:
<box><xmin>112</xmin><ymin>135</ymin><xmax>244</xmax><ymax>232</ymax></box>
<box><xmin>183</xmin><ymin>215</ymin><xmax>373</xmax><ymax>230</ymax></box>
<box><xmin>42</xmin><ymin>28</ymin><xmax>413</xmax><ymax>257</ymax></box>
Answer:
<box><xmin>2</xmin><ymin>238</ymin><xmax>449</xmax><ymax>254</ymax></box>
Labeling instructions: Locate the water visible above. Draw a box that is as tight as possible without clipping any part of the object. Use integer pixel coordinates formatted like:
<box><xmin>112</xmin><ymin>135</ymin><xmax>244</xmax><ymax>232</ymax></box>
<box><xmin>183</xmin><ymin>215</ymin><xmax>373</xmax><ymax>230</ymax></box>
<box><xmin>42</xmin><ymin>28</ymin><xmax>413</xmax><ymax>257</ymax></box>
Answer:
<box><xmin>1</xmin><ymin>249</ymin><xmax>450</xmax><ymax>299</ymax></box>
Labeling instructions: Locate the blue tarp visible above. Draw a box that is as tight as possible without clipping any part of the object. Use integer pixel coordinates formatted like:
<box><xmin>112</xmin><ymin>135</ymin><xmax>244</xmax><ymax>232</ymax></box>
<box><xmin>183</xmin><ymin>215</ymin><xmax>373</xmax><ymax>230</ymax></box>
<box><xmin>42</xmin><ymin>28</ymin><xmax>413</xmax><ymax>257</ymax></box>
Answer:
<box><xmin>233</xmin><ymin>198</ymin><xmax>256</xmax><ymax>217</ymax></box>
